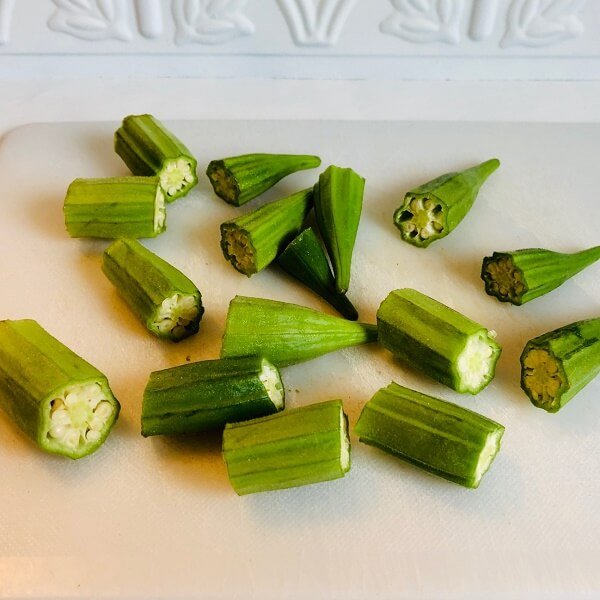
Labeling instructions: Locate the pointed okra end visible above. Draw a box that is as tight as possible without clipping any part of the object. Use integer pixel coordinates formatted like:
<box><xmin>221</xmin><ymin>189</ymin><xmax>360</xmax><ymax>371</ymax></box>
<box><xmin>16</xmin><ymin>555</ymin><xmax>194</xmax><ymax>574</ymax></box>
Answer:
<box><xmin>206</xmin><ymin>160</ymin><xmax>241</xmax><ymax>205</ymax></box>
<box><xmin>481</xmin><ymin>253</ymin><xmax>526</xmax><ymax>305</ymax></box>
<box><xmin>520</xmin><ymin>345</ymin><xmax>566</xmax><ymax>413</ymax></box>
<box><xmin>393</xmin><ymin>193</ymin><xmax>447</xmax><ymax>248</ymax></box>
<box><xmin>220</xmin><ymin>222</ymin><xmax>257</xmax><ymax>276</ymax></box>
<box><xmin>222</xmin><ymin>399</ymin><xmax>350</xmax><ymax>495</ymax></box>
<box><xmin>150</xmin><ymin>292</ymin><xmax>204</xmax><ymax>341</ymax></box>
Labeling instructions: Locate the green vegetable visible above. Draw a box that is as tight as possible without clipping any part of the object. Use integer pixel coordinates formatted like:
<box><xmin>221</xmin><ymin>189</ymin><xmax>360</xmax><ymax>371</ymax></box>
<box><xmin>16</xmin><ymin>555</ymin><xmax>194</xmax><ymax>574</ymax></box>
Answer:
<box><xmin>520</xmin><ymin>318</ymin><xmax>600</xmax><ymax>413</ymax></box>
<box><xmin>63</xmin><ymin>176</ymin><xmax>166</xmax><ymax>239</ymax></box>
<box><xmin>355</xmin><ymin>382</ymin><xmax>504</xmax><ymax>489</ymax></box>
<box><xmin>115</xmin><ymin>114</ymin><xmax>198</xmax><ymax>202</ymax></box>
<box><xmin>314</xmin><ymin>165</ymin><xmax>365</xmax><ymax>294</ymax></box>
<box><xmin>277</xmin><ymin>227</ymin><xmax>358</xmax><ymax>321</ymax></box>
<box><xmin>221</xmin><ymin>295</ymin><xmax>377</xmax><ymax>367</ymax></box>
<box><xmin>142</xmin><ymin>356</ymin><xmax>284</xmax><ymax>436</ymax></box>
<box><xmin>220</xmin><ymin>188</ymin><xmax>313</xmax><ymax>277</ymax></box>
<box><xmin>394</xmin><ymin>159</ymin><xmax>500</xmax><ymax>248</ymax></box>
<box><xmin>223</xmin><ymin>399</ymin><xmax>350</xmax><ymax>495</ymax></box>
<box><xmin>482</xmin><ymin>246</ymin><xmax>600</xmax><ymax>306</ymax></box>
<box><xmin>206</xmin><ymin>153</ymin><xmax>321</xmax><ymax>206</ymax></box>
<box><xmin>102</xmin><ymin>238</ymin><xmax>204</xmax><ymax>342</ymax></box>
<box><xmin>0</xmin><ymin>320</ymin><xmax>120</xmax><ymax>459</ymax></box>
<box><xmin>377</xmin><ymin>289</ymin><xmax>501</xmax><ymax>394</ymax></box>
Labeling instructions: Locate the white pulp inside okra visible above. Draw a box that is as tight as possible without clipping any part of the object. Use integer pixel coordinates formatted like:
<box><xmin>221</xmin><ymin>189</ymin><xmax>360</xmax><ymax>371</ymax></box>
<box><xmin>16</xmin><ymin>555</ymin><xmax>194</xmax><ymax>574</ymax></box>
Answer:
<box><xmin>522</xmin><ymin>348</ymin><xmax>563</xmax><ymax>408</ymax></box>
<box><xmin>340</xmin><ymin>409</ymin><xmax>350</xmax><ymax>472</ymax></box>
<box><xmin>160</xmin><ymin>158</ymin><xmax>196</xmax><ymax>198</ymax></box>
<box><xmin>259</xmin><ymin>362</ymin><xmax>284</xmax><ymax>410</ymax></box>
<box><xmin>473</xmin><ymin>429</ymin><xmax>503</xmax><ymax>485</ymax></box>
<box><xmin>456</xmin><ymin>332</ymin><xmax>497</xmax><ymax>393</ymax></box>
<box><xmin>223</xmin><ymin>228</ymin><xmax>255</xmax><ymax>273</ymax></box>
<box><xmin>48</xmin><ymin>383</ymin><xmax>114</xmax><ymax>450</ymax></box>
<box><xmin>152</xmin><ymin>293</ymin><xmax>200</xmax><ymax>339</ymax></box>
<box><xmin>483</xmin><ymin>257</ymin><xmax>525</xmax><ymax>301</ymax></box>
<box><xmin>398</xmin><ymin>196</ymin><xmax>445</xmax><ymax>243</ymax></box>
<box><xmin>154</xmin><ymin>187</ymin><xmax>166</xmax><ymax>233</ymax></box>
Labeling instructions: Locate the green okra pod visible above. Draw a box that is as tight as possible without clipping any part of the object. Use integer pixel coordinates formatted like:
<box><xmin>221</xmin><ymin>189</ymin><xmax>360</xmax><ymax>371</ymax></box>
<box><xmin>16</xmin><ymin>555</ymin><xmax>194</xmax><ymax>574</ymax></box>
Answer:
<box><xmin>115</xmin><ymin>114</ymin><xmax>198</xmax><ymax>202</ymax></box>
<box><xmin>355</xmin><ymin>382</ymin><xmax>504</xmax><ymax>489</ymax></box>
<box><xmin>63</xmin><ymin>176</ymin><xmax>166</xmax><ymax>239</ymax></box>
<box><xmin>220</xmin><ymin>188</ymin><xmax>313</xmax><ymax>277</ymax></box>
<box><xmin>277</xmin><ymin>227</ymin><xmax>359</xmax><ymax>321</ymax></box>
<box><xmin>223</xmin><ymin>399</ymin><xmax>350</xmax><ymax>495</ymax></box>
<box><xmin>0</xmin><ymin>320</ymin><xmax>120</xmax><ymax>459</ymax></box>
<box><xmin>377</xmin><ymin>289</ymin><xmax>501</xmax><ymax>394</ymax></box>
<box><xmin>394</xmin><ymin>159</ymin><xmax>500</xmax><ymax>248</ymax></box>
<box><xmin>520</xmin><ymin>318</ymin><xmax>600</xmax><ymax>413</ymax></box>
<box><xmin>221</xmin><ymin>295</ymin><xmax>378</xmax><ymax>367</ymax></box>
<box><xmin>103</xmin><ymin>238</ymin><xmax>204</xmax><ymax>342</ymax></box>
<box><xmin>142</xmin><ymin>356</ymin><xmax>284</xmax><ymax>436</ymax></box>
<box><xmin>207</xmin><ymin>153</ymin><xmax>321</xmax><ymax>206</ymax></box>
<box><xmin>314</xmin><ymin>165</ymin><xmax>365</xmax><ymax>294</ymax></box>
<box><xmin>482</xmin><ymin>246</ymin><xmax>600</xmax><ymax>306</ymax></box>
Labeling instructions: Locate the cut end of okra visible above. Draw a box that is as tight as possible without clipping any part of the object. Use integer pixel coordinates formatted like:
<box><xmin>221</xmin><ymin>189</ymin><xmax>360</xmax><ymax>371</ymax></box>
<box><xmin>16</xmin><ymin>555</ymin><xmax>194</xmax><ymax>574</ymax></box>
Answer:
<box><xmin>481</xmin><ymin>253</ymin><xmax>525</xmax><ymax>304</ymax></box>
<box><xmin>456</xmin><ymin>330</ymin><xmax>500</xmax><ymax>394</ymax></box>
<box><xmin>160</xmin><ymin>157</ymin><xmax>197</xmax><ymax>200</ymax></box>
<box><xmin>151</xmin><ymin>293</ymin><xmax>202</xmax><ymax>340</ymax></box>
<box><xmin>154</xmin><ymin>187</ymin><xmax>167</xmax><ymax>232</ymax></box>
<box><xmin>46</xmin><ymin>381</ymin><xmax>119</xmax><ymax>458</ymax></box>
<box><xmin>258</xmin><ymin>359</ymin><xmax>285</xmax><ymax>410</ymax></box>
<box><xmin>206</xmin><ymin>160</ymin><xmax>239</xmax><ymax>205</ymax></box>
<box><xmin>521</xmin><ymin>347</ymin><xmax>565</xmax><ymax>412</ymax></box>
<box><xmin>221</xmin><ymin>224</ymin><xmax>256</xmax><ymax>276</ymax></box>
<box><xmin>394</xmin><ymin>195</ymin><xmax>446</xmax><ymax>247</ymax></box>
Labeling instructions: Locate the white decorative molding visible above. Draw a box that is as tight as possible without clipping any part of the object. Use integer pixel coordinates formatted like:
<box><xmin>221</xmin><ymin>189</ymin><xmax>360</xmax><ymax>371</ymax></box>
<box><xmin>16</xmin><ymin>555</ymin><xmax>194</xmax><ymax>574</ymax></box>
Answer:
<box><xmin>48</xmin><ymin>0</ymin><xmax>133</xmax><ymax>42</ymax></box>
<box><xmin>0</xmin><ymin>0</ymin><xmax>15</xmax><ymax>45</ymax></box>
<box><xmin>469</xmin><ymin>0</ymin><xmax>500</xmax><ymax>41</ymax></box>
<box><xmin>380</xmin><ymin>0</ymin><xmax>465</xmax><ymax>45</ymax></box>
<box><xmin>502</xmin><ymin>0</ymin><xmax>587</xmax><ymax>48</ymax></box>
<box><xmin>276</xmin><ymin>0</ymin><xmax>357</xmax><ymax>47</ymax></box>
<box><xmin>134</xmin><ymin>0</ymin><xmax>164</xmax><ymax>39</ymax></box>
<box><xmin>172</xmin><ymin>0</ymin><xmax>254</xmax><ymax>45</ymax></box>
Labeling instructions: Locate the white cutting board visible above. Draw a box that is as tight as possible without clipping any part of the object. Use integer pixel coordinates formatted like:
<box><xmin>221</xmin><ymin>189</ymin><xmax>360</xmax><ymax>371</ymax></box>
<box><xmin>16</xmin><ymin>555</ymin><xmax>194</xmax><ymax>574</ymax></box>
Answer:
<box><xmin>0</xmin><ymin>121</ymin><xmax>599</xmax><ymax>600</ymax></box>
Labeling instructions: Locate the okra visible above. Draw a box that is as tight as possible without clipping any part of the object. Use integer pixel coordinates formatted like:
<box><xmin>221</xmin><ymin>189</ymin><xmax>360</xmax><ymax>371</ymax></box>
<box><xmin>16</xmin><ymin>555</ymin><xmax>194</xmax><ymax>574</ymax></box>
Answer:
<box><xmin>142</xmin><ymin>356</ymin><xmax>284</xmax><ymax>436</ymax></box>
<box><xmin>220</xmin><ymin>188</ymin><xmax>313</xmax><ymax>277</ymax></box>
<box><xmin>63</xmin><ymin>176</ymin><xmax>166</xmax><ymax>239</ymax></box>
<box><xmin>520</xmin><ymin>318</ymin><xmax>600</xmax><ymax>413</ymax></box>
<box><xmin>221</xmin><ymin>295</ymin><xmax>378</xmax><ymax>367</ymax></box>
<box><xmin>355</xmin><ymin>382</ymin><xmax>504</xmax><ymax>489</ymax></box>
<box><xmin>0</xmin><ymin>320</ymin><xmax>120</xmax><ymax>459</ymax></box>
<box><xmin>314</xmin><ymin>165</ymin><xmax>365</xmax><ymax>294</ymax></box>
<box><xmin>115</xmin><ymin>114</ymin><xmax>198</xmax><ymax>202</ymax></box>
<box><xmin>377</xmin><ymin>289</ymin><xmax>501</xmax><ymax>394</ymax></box>
<box><xmin>223</xmin><ymin>399</ymin><xmax>350</xmax><ymax>495</ymax></box>
<box><xmin>102</xmin><ymin>238</ymin><xmax>204</xmax><ymax>342</ymax></box>
<box><xmin>206</xmin><ymin>153</ymin><xmax>321</xmax><ymax>206</ymax></box>
<box><xmin>394</xmin><ymin>159</ymin><xmax>500</xmax><ymax>248</ymax></box>
<box><xmin>277</xmin><ymin>227</ymin><xmax>358</xmax><ymax>321</ymax></box>
<box><xmin>482</xmin><ymin>246</ymin><xmax>600</xmax><ymax>306</ymax></box>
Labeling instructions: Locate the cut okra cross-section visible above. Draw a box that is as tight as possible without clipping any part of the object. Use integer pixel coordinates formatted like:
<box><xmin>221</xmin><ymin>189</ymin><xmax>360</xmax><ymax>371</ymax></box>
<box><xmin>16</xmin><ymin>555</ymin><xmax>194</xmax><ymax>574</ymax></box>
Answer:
<box><xmin>394</xmin><ymin>159</ymin><xmax>500</xmax><ymax>248</ymax></box>
<box><xmin>520</xmin><ymin>318</ymin><xmax>600</xmax><ymax>413</ymax></box>
<box><xmin>207</xmin><ymin>153</ymin><xmax>321</xmax><ymax>206</ymax></box>
<box><xmin>355</xmin><ymin>382</ymin><xmax>504</xmax><ymax>489</ymax></box>
<box><xmin>103</xmin><ymin>238</ymin><xmax>204</xmax><ymax>342</ymax></box>
<box><xmin>115</xmin><ymin>114</ymin><xmax>198</xmax><ymax>202</ymax></box>
<box><xmin>481</xmin><ymin>246</ymin><xmax>600</xmax><ymax>306</ymax></box>
<box><xmin>220</xmin><ymin>188</ymin><xmax>313</xmax><ymax>277</ymax></box>
<box><xmin>142</xmin><ymin>356</ymin><xmax>284</xmax><ymax>436</ymax></box>
<box><xmin>377</xmin><ymin>289</ymin><xmax>501</xmax><ymax>394</ymax></box>
<box><xmin>63</xmin><ymin>176</ymin><xmax>166</xmax><ymax>239</ymax></box>
<box><xmin>223</xmin><ymin>399</ymin><xmax>350</xmax><ymax>495</ymax></box>
<box><xmin>0</xmin><ymin>320</ymin><xmax>120</xmax><ymax>459</ymax></box>
<box><xmin>221</xmin><ymin>295</ymin><xmax>378</xmax><ymax>367</ymax></box>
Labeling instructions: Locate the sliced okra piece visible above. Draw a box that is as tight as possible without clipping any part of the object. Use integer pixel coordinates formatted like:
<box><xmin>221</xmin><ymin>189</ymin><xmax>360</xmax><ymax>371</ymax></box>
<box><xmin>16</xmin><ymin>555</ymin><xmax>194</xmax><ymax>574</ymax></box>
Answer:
<box><xmin>277</xmin><ymin>227</ymin><xmax>359</xmax><ymax>321</ymax></box>
<box><xmin>115</xmin><ymin>114</ymin><xmax>198</xmax><ymax>202</ymax></box>
<box><xmin>220</xmin><ymin>188</ymin><xmax>313</xmax><ymax>277</ymax></box>
<box><xmin>142</xmin><ymin>356</ymin><xmax>284</xmax><ymax>436</ymax></box>
<box><xmin>377</xmin><ymin>289</ymin><xmax>501</xmax><ymax>394</ymax></box>
<box><xmin>63</xmin><ymin>176</ymin><xmax>166</xmax><ymax>239</ymax></box>
<box><xmin>314</xmin><ymin>165</ymin><xmax>365</xmax><ymax>294</ymax></box>
<box><xmin>520</xmin><ymin>318</ymin><xmax>600</xmax><ymax>413</ymax></box>
<box><xmin>355</xmin><ymin>382</ymin><xmax>504</xmax><ymax>489</ymax></box>
<box><xmin>482</xmin><ymin>246</ymin><xmax>600</xmax><ymax>306</ymax></box>
<box><xmin>103</xmin><ymin>238</ymin><xmax>204</xmax><ymax>342</ymax></box>
<box><xmin>0</xmin><ymin>320</ymin><xmax>120</xmax><ymax>459</ymax></box>
<box><xmin>206</xmin><ymin>153</ymin><xmax>321</xmax><ymax>206</ymax></box>
<box><xmin>220</xmin><ymin>295</ymin><xmax>378</xmax><ymax>367</ymax></box>
<box><xmin>223</xmin><ymin>399</ymin><xmax>350</xmax><ymax>495</ymax></box>
<box><xmin>394</xmin><ymin>159</ymin><xmax>500</xmax><ymax>248</ymax></box>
